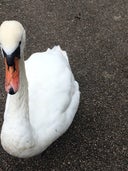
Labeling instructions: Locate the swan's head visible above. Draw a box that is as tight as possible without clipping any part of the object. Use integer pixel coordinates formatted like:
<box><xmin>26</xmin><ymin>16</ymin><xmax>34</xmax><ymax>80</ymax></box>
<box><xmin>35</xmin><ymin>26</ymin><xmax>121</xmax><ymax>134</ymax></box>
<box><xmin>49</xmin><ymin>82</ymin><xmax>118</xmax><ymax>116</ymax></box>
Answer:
<box><xmin>0</xmin><ymin>20</ymin><xmax>25</xmax><ymax>95</ymax></box>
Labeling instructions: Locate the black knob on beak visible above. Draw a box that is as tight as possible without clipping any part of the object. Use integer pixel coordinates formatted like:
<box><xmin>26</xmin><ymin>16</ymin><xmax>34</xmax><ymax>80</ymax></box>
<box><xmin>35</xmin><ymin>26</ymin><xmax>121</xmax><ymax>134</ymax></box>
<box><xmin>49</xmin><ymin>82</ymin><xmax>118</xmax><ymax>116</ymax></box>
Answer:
<box><xmin>2</xmin><ymin>42</ymin><xmax>21</xmax><ymax>66</ymax></box>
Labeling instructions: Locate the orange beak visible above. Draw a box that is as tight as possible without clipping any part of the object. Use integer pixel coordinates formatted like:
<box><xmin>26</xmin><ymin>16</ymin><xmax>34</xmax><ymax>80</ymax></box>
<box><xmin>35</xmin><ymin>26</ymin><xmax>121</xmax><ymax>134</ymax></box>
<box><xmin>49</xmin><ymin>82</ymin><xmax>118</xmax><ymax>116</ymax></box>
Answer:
<box><xmin>4</xmin><ymin>57</ymin><xmax>19</xmax><ymax>95</ymax></box>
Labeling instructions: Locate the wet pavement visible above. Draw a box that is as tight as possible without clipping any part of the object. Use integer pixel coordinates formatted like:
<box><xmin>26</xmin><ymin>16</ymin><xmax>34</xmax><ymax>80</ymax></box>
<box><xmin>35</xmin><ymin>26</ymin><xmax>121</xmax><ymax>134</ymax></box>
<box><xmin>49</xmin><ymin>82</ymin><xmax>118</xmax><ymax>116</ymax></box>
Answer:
<box><xmin>0</xmin><ymin>0</ymin><xmax>128</xmax><ymax>170</ymax></box>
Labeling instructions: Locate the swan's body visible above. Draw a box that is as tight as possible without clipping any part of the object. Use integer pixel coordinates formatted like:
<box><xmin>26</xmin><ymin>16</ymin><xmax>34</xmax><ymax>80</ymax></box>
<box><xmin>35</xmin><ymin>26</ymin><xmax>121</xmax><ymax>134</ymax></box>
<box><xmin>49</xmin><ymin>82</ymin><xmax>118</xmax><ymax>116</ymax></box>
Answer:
<box><xmin>0</xmin><ymin>21</ymin><xmax>80</xmax><ymax>158</ymax></box>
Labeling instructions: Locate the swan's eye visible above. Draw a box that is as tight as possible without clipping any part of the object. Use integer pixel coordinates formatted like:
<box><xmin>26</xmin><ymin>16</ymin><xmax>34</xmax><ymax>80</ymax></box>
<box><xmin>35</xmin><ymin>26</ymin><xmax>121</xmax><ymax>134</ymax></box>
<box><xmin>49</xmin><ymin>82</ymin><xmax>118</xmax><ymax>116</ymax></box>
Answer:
<box><xmin>13</xmin><ymin>43</ymin><xmax>21</xmax><ymax>59</ymax></box>
<box><xmin>2</xmin><ymin>48</ymin><xmax>6</xmax><ymax>57</ymax></box>
<box><xmin>1</xmin><ymin>48</ymin><xmax>4</xmax><ymax>58</ymax></box>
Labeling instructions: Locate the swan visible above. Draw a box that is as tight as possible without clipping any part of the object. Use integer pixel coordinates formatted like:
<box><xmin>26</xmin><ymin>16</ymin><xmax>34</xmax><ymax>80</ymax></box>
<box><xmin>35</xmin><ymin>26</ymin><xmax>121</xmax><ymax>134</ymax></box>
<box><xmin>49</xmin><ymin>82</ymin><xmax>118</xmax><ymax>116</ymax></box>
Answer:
<box><xmin>0</xmin><ymin>20</ymin><xmax>80</xmax><ymax>158</ymax></box>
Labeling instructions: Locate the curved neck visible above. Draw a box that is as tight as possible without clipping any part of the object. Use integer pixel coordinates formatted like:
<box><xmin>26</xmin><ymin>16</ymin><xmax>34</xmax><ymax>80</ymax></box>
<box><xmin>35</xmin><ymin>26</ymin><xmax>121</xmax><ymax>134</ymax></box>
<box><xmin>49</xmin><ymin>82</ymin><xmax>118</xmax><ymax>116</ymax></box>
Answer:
<box><xmin>4</xmin><ymin>58</ymin><xmax>29</xmax><ymax>121</ymax></box>
<box><xmin>1</xmin><ymin>56</ymin><xmax>37</xmax><ymax>157</ymax></box>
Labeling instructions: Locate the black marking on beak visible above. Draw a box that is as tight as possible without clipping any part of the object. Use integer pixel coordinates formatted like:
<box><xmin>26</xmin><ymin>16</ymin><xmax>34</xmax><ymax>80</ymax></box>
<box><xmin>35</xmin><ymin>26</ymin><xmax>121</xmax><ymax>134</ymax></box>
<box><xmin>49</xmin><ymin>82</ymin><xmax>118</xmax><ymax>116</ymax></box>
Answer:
<box><xmin>9</xmin><ymin>87</ymin><xmax>15</xmax><ymax>95</ymax></box>
<box><xmin>2</xmin><ymin>41</ymin><xmax>21</xmax><ymax>66</ymax></box>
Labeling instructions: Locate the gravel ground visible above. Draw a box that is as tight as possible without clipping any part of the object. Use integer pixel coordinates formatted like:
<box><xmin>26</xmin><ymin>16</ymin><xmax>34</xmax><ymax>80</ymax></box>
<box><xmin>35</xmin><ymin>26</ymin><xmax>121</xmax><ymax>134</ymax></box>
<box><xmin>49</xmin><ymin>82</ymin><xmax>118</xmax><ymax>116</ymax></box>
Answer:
<box><xmin>0</xmin><ymin>0</ymin><xmax>128</xmax><ymax>170</ymax></box>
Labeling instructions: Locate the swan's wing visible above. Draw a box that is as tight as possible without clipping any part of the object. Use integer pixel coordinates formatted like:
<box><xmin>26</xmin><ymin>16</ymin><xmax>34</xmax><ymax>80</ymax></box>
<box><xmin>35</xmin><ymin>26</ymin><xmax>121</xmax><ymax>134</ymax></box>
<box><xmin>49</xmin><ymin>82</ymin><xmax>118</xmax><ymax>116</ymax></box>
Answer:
<box><xmin>25</xmin><ymin>46</ymin><xmax>80</xmax><ymax>137</ymax></box>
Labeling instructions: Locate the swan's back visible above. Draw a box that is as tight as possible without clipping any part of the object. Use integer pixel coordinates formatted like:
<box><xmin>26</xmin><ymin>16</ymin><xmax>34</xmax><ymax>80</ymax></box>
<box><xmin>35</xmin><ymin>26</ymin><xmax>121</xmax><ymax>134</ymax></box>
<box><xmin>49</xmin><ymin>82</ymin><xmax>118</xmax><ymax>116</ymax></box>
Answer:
<box><xmin>25</xmin><ymin>46</ymin><xmax>80</xmax><ymax>143</ymax></box>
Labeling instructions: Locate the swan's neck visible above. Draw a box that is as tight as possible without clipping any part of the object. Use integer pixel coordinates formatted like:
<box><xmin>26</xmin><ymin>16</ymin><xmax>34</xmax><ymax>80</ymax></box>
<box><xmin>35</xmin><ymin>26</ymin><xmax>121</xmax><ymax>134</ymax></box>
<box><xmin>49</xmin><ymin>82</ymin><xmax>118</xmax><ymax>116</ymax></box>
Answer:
<box><xmin>4</xmin><ymin>58</ymin><xmax>29</xmax><ymax>121</ymax></box>
<box><xmin>1</xmin><ymin>57</ymin><xmax>37</xmax><ymax>157</ymax></box>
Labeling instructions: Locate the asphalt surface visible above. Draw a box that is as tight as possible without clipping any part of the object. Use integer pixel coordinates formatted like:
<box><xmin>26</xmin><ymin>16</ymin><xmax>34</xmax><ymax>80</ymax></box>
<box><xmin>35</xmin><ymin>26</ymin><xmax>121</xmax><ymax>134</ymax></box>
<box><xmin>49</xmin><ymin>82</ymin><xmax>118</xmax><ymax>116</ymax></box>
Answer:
<box><xmin>0</xmin><ymin>0</ymin><xmax>128</xmax><ymax>170</ymax></box>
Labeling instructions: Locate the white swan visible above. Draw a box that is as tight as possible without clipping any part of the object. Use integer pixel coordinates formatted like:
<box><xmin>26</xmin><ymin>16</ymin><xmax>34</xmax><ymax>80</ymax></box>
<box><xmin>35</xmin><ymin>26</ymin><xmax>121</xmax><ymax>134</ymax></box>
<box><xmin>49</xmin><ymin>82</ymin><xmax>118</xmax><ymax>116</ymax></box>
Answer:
<box><xmin>0</xmin><ymin>20</ymin><xmax>80</xmax><ymax>158</ymax></box>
